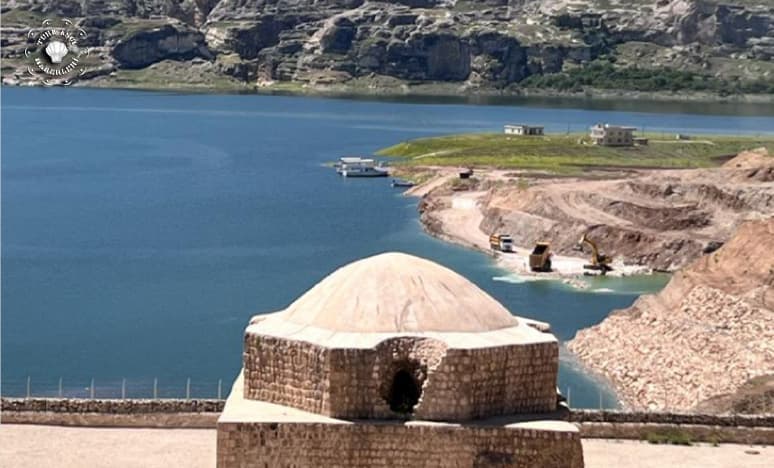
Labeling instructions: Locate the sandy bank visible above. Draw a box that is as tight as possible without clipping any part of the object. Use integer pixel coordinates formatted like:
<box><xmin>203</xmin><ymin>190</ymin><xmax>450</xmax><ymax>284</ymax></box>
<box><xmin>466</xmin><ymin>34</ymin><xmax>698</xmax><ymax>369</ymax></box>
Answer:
<box><xmin>2</xmin><ymin>424</ymin><xmax>771</xmax><ymax>468</ymax></box>
<box><xmin>408</xmin><ymin>170</ymin><xmax>649</xmax><ymax>287</ymax></box>
<box><xmin>404</xmin><ymin>148</ymin><xmax>773</xmax><ymax>286</ymax></box>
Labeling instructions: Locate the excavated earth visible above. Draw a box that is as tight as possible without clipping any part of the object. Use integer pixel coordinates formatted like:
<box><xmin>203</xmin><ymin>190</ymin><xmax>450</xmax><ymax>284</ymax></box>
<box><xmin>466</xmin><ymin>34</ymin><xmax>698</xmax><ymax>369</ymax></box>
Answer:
<box><xmin>568</xmin><ymin>217</ymin><xmax>774</xmax><ymax>413</ymax></box>
<box><xmin>418</xmin><ymin>148</ymin><xmax>774</xmax><ymax>272</ymax></box>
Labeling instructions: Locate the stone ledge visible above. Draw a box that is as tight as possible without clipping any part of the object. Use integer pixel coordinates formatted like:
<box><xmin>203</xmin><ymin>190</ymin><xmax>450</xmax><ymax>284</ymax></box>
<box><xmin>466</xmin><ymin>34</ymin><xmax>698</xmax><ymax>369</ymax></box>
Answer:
<box><xmin>578</xmin><ymin>422</ymin><xmax>774</xmax><ymax>446</ymax></box>
<box><xmin>1</xmin><ymin>411</ymin><xmax>218</xmax><ymax>428</ymax></box>
<box><xmin>570</xmin><ymin>410</ymin><xmax>774</xmax><ymax>428</ymax></box>
<box><xmin>1</xmin><ymin>398</ymin><xmax>224</xmax><ymax>414</ymax></box>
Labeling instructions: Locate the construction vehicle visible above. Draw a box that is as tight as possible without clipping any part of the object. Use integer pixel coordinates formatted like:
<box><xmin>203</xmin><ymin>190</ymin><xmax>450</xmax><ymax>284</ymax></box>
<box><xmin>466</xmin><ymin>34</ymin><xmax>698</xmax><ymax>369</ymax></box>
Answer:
<box><xmin>529</xmin><ymin>242</ymin><xmax>552</xmax><ymax>272</ymax></box>
<box><xmin>577</xmin><ymin>234</ymin><xmax>613</xmax><ymax>275</ymax></box>
<box><xmin>489</xmin><ymin>233</ymin><xmax>514</xmax><ymax>252</ymax></box>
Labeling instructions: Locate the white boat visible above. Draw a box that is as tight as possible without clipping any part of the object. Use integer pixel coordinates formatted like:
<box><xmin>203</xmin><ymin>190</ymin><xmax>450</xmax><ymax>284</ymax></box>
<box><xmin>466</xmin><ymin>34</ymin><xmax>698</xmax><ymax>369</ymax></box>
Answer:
<box><xmin>337</xmin><ymin>157</ymin><xmax>389</xmax><ymax>178</ymax></box>
<box><xmin>341</xmin><ymin>165</ymin><xmax>389</xmax><ymax>178</ymax></box>
<box><xmin>335</xmin><ymin>157</ymin><xmax>368</xmax><ymax>173</ymax></box>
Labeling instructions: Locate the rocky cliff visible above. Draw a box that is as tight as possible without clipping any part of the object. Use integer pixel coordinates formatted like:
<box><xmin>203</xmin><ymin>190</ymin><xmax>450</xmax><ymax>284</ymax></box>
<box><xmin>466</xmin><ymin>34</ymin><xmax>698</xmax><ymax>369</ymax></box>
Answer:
<box><xmin>1</xmin><ymin>0</ymin><xmax>772</xmax><ymax>94</ymax></box>
<box><xmin>568</xmin><ymin>217</ymin><xmax>774</xmax><ymax>413</ymax></box>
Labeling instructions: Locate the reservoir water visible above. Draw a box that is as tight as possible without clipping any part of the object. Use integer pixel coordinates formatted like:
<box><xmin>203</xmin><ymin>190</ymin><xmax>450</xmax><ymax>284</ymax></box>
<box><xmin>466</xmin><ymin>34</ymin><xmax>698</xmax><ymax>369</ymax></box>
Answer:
<box><xmin>3</xmin><ymin>88</ymin><xmax>773</xmax><ymax>407</ymax></box>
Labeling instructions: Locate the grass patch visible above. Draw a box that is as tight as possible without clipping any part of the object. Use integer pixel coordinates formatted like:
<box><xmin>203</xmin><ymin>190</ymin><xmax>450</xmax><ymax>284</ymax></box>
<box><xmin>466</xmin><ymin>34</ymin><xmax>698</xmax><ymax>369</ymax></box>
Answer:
<box><xmin>2</xmin><ymin>9</ymin><xmax>44</xmax><ymax>26</ymax></box>
<box><xmin>103</xmin><ymin>61</ymin><xmax>248</xmax><ymax>92</ymax></box>
<box><xmin>644</xmin><ymin>429</ymin><xmax>693</xmax><ymax>446</ymax></box>
<box><xmin>521</xmin><ymin>60</ymin><xmax>774</xmax><ymax>95</ymax></box>
<box><xmin>108</xmin><ymin>19</ymin><xmax>173</xmax><ymax>40</ymax></box>
<box><xmin>377</xmin><ymin>132</ymin><xmax>773</xmax><ymax>172</ymax></box>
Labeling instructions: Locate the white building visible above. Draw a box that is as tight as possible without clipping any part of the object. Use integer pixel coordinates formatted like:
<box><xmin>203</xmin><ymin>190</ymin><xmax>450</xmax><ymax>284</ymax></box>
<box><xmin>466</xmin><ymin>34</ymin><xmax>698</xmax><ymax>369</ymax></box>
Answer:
<box><xmin>590</xmin><ymin>124</ymin><xmax>636</xmax><ymax>146</ymax></box>
<box><xmin>504</xmin><ymin>124</ymin><xmax>544</xmax><ymax>136</ymax></box>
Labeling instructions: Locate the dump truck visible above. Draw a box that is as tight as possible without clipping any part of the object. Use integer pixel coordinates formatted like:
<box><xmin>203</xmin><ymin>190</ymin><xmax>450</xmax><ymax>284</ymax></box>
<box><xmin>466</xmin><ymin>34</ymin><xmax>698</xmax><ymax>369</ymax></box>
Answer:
<box><xmin>529</xmin><ymin>242</ymin><xmax>552</xmax><ymax>272</ymax></box>
<box><xmin>577</xmin><ymin>234</ymin><xmax>612</xmax><ymax>275</ymax></box>
<box><xmin>489</xmin><ymin>234</ymin><xmax>514</xmax><ymax>252</ymax></box>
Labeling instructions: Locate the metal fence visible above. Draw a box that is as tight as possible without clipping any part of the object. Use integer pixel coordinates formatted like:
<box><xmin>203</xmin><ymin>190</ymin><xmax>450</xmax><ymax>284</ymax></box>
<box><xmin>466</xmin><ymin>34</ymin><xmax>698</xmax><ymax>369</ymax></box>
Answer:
<box><xmin>3</xmin><ymin>376</ymin><xmax>616</xmax><ymax>408</ymax></box>
<box><xmin>1</xmin><ymin>376</ymin><xmax>227</xmax><ymax>400</ymax></box>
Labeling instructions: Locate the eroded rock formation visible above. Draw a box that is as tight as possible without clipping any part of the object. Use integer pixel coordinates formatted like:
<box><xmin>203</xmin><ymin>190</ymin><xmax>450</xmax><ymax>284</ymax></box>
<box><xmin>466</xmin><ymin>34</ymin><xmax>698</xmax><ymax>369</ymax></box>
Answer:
<box><xmin>1</xmin><ymin>0</ymin><xmax>772</xmax><ymax>91</ymax></box>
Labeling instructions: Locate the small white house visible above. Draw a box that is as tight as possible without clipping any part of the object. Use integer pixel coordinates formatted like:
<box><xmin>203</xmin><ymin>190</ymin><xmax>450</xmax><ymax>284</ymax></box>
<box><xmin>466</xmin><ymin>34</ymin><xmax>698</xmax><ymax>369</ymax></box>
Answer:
<box><xmin>504</xmin><ymin>124</ymin><xmax>544</xmax><ymax>136</ymax></box>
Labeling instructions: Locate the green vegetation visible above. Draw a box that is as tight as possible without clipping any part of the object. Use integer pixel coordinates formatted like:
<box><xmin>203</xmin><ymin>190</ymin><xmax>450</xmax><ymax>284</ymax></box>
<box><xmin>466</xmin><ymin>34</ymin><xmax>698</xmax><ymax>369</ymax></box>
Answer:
<box><xmin>2</xmin><ymin>9</ymin><xmax>44</xmax><ymax>26</ymax></box>
<box><xmin>377</xmin><ymin>133</ymin><xmax>773</xmax><ymax>173</ymax></box>
<box><xmin>644</xmin><ymin>429</ymin><xmax>693</xmax><ymax>446</ymax></box>
<box><xmin>106</xmin><ymin>63</ymin><xmax>248</xmax><ymax>92</ymax></box>
<box><xmin>521</xmin><ymin>61</ymin><xmax>774</xmax><ymax>95</ymax></box>
<box><xmin>109</xmin><ymin>19</ymin><xmax>173</xmax><ymax>40</ymax></box>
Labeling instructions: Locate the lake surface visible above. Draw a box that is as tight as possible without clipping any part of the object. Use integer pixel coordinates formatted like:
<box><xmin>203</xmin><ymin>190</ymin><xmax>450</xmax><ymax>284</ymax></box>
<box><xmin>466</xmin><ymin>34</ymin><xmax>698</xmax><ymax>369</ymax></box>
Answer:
<box><xmin>3</xmin><ymin>88</ymin><xmax>772</xmax><ymax>407</ymax></box>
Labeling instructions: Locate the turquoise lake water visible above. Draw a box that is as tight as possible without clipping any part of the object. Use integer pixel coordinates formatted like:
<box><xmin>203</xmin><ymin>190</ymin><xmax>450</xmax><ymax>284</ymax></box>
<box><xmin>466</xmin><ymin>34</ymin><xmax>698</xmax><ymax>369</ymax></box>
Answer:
<box><xmin>3</xmin><ymin>88</ymin><xmax>773</xmax><ymax>407</ymax></box>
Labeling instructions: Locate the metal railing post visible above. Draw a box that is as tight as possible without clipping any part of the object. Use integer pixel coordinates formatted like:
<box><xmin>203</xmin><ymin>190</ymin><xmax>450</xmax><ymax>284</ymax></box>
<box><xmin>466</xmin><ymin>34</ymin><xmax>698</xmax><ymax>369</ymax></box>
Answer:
<box><xmin>598</xmin><ymin>389</ymin><xmax>603</xmax><ymax>410</ymax></box>
<box><xmin>218</xmin><ymin>379</ymin><xmax>222</xmax><ymax>400</ymax></box>
<box><xmin>122</xmin><ymin>378</ymin><xmax>126</xmax><ymax>399</ymax></box>
<box><xmin>58</xmin><ymin>377</ymin><xmax>63</xmax><ymax>398</ymax></box>
<box><xmin>566</xmin><ymin>386</ymin><xmax>571</xmax><ymax>408</ymax></box>
<box><xmin>90</xmin><ymin>378</ymin><xmax>95</xmax><ymax>399</ymax></box>
<box><xmin>153</xmin><ymin>378</ymin><xmax>158</xmax><ymax>399</ymax></box>
<box><xmin>186</xmin><ymin>378</ymin><xmax>190</xmax><ymax>400</ymax></box>
<box><xmin>26</xmin><ymin>376</ymin><xmax>31</xmax><ymax>398</ymax></box>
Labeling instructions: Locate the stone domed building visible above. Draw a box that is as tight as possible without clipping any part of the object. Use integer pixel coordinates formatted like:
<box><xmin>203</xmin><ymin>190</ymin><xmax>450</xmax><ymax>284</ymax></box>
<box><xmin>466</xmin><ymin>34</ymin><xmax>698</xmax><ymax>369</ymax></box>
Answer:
<box><xmin>217</xmin><ymin>253</ymin><xmax>584</xmax><ymax>467</ymax></box>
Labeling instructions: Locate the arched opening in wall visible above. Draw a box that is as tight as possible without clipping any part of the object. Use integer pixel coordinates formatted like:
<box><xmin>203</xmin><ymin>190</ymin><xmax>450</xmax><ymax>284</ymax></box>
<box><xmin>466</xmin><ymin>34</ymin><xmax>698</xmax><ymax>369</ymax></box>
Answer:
<box><xmin>387</xmin><ymin>369</ymin><xmax>421</xmax><ymax>414</ymax></box>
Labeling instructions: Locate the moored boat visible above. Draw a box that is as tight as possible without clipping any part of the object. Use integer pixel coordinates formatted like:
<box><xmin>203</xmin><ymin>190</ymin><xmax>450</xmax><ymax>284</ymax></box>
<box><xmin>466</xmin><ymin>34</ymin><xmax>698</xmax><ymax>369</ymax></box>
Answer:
<box><xmin>337</xmin><ymin>157</ymin><xmax>389</xmax><ymax>177</ymax></box>
<box><xmin>391</xmin><ymin>179</ymin><xmax>415</xmax><ymax>187</ymax></box>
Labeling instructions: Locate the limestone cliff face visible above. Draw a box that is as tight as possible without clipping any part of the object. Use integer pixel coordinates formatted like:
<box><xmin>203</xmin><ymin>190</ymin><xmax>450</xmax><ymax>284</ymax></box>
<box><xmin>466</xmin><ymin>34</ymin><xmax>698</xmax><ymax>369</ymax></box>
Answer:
<box><xmin>1</xmin><ymin>0</ymin><xmax>772</xmax><ymax>89</ymax></box>
<box><xmin>568</xmin><ymin>218</ymin><xmax>774</xmax><ymax>413</ymax></box>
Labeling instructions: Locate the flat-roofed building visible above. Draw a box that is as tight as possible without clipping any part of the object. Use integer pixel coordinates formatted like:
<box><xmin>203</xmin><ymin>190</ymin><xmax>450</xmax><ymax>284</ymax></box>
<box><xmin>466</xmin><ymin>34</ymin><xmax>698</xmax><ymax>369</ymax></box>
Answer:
<box><xmin>590</xmin><ymin>124</ymin><xmax>636</xmax><ymax>146</ymax></box>
<box><xmin>504</xmin><ymin>124</ymin><xmax>544</xmax><ymax>136</ymax></box>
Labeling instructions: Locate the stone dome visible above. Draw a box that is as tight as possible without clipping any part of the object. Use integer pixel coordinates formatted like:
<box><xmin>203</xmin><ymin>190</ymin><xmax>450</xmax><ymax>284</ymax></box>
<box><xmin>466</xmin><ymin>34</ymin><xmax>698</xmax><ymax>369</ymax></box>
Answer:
<box><xmin>277</xmin><ymin>252</ymin><xmax>518</xmax><ymax>333</ymax></box>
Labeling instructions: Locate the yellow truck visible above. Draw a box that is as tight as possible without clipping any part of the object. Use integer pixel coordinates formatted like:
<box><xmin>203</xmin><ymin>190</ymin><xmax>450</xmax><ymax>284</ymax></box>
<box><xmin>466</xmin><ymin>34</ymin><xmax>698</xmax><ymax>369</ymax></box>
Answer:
<box><xmin>529</xmin><ymin>242</ymin><xmax>552</xmax><ymax>272</ymax></box>
<box><xmin>489</xmin><ymin>234</ymin><xmax>514</xmax><ymax>252</ymax></box>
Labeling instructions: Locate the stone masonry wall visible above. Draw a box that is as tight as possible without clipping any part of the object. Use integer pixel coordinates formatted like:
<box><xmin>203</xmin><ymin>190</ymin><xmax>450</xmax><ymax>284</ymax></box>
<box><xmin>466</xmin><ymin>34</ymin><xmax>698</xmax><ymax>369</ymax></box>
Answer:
<box><xmin>1</xmin><ymin>398</ymin><xmax>223</xmax><ymax>413</ymax></box>
<box><xmin>243</xmin><ymin>334</ymin><xmax>332</xmax><ymax>414</ymax></box>
<box><xmin>243</xmin><ymin>335</ymin><xmax>558</xmax><ymax>421</ymax></box>
<box><xmin>421</xmin><ymin>344</ymin><xmax>558</xmax><ymax>420</ymax></box>
<box><xmin>217</xmin><ymin>421</ymin><xmax>584</xmax><ymax>468</ymax></box>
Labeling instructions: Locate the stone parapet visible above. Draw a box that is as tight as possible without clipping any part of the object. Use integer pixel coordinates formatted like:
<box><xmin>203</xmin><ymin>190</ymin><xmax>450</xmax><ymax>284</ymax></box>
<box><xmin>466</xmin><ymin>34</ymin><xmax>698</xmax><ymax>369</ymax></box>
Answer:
<box><xmin>570</xmin><ymin>410</ymin><xmax>774</xmax><ymax>427</ymax></box>
<box><xmin>243</xmin><ymin>334</ymin><xmax>558</xmax><ymax>421</ymax></box>
<box><xmin>1</xmin><ymin>398</ymin><xmax>224</xmax><ymax>414</ymax></box>
<box><xmin>217</xmin><ymin>420</ymin><xmax>584</xmax><ymax>468</ymax></box>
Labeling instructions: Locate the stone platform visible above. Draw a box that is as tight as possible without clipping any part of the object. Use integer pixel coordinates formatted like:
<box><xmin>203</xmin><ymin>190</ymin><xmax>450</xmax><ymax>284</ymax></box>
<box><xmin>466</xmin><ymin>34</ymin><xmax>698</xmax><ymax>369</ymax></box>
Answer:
<box><xmin>217</xmin><ymin>373</ymin><xmax>584</xmax><ymax>467</ymax></box>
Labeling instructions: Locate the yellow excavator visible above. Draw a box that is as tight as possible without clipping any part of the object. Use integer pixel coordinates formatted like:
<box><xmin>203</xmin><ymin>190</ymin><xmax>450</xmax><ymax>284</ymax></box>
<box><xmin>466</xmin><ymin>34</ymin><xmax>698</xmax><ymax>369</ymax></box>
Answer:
<box><xmin>577</xmin><ymin>234</ymin><xmax>613</xmax><ymax>275</ymax></box>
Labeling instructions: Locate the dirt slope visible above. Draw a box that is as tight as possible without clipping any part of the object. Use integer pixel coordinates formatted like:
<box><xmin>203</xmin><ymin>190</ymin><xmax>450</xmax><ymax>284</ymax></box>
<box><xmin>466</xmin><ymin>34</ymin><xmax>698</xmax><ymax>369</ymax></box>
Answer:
<box><xmin>473</xmin><ymin>148</ymin><xmax>774</xmax><ymax>271</ymax></box>
<box><xmin>568</xmin><ymin>218</ymin><xmax>774</xmax><ymax>412</ymax></box>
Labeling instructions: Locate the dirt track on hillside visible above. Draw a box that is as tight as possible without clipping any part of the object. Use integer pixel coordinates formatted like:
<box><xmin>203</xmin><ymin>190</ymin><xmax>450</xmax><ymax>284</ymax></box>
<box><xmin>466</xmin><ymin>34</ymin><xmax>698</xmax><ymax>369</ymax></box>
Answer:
<box><xmin>416</xmin><ymin>148</ymin><xmax>773</xmax><ymax>272</ymax></box>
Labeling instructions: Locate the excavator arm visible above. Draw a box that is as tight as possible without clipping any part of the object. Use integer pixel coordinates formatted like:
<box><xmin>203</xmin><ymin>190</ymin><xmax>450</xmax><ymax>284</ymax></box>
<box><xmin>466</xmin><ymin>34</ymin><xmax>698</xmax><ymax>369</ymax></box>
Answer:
<box><xmin>578</xmin><ymin>234</ymin><xmax>601</xmax><ymax>265</ymax></box>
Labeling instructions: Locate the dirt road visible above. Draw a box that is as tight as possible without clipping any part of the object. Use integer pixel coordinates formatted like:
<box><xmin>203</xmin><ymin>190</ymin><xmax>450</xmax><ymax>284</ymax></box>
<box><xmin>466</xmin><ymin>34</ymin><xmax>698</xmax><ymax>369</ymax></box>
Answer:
<box><xmin>416</xmin><ymin>148</ymin><xmax>773</xmax><ymax>273</ymax></box>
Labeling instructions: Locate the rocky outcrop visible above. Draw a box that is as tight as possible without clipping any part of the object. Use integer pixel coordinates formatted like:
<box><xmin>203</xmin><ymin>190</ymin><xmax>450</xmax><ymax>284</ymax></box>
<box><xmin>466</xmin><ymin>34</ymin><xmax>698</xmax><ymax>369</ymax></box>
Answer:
<box><xmin>112</xmin><ymin>24</ymin><xmax>213</xmax><ymax>69</ymax></box>
<box><xmin>1</xmin><ymin>0</ymin><xmax>772</xmax><ymax>91</ymax></box>
<box><xmin>568</xmin><ymin>218</ymin><xmax>774</xmax><ymax>412</ymax></box>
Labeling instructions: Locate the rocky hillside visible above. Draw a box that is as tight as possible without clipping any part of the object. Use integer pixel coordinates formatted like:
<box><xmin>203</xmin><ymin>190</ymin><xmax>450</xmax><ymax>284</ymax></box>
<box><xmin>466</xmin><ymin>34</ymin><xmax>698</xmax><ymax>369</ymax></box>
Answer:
<box><xmin>2</xmin><ymin>0</ymin><xmax>773</xmax><ymax>94</ymax></box>
<box><xmin>568</xmin><ymin>217</ymin><xmax>774</xmax><ymax>413</ymax></box>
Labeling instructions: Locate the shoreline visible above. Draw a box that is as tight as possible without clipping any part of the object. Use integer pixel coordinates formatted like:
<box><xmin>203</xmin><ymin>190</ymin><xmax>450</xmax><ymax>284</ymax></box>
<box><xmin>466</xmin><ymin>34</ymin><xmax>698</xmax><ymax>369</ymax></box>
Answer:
<box><xmin>403</xmin><ymin>170</ymin><xmax>652</xmax><ymax>290</ymax></box>
<box><xmin>5</xmin><ymin>80</ymin><xmax>774</xmax><ymax>110</ymax></box>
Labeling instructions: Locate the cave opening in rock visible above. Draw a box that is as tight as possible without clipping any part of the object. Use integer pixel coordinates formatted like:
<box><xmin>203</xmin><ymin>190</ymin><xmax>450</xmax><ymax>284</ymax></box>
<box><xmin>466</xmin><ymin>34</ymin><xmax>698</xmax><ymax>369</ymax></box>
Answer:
<box><xmin>388</xmin><ymin>369</ymin><xmax>421</xmax><ymax>414</ymax></box>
